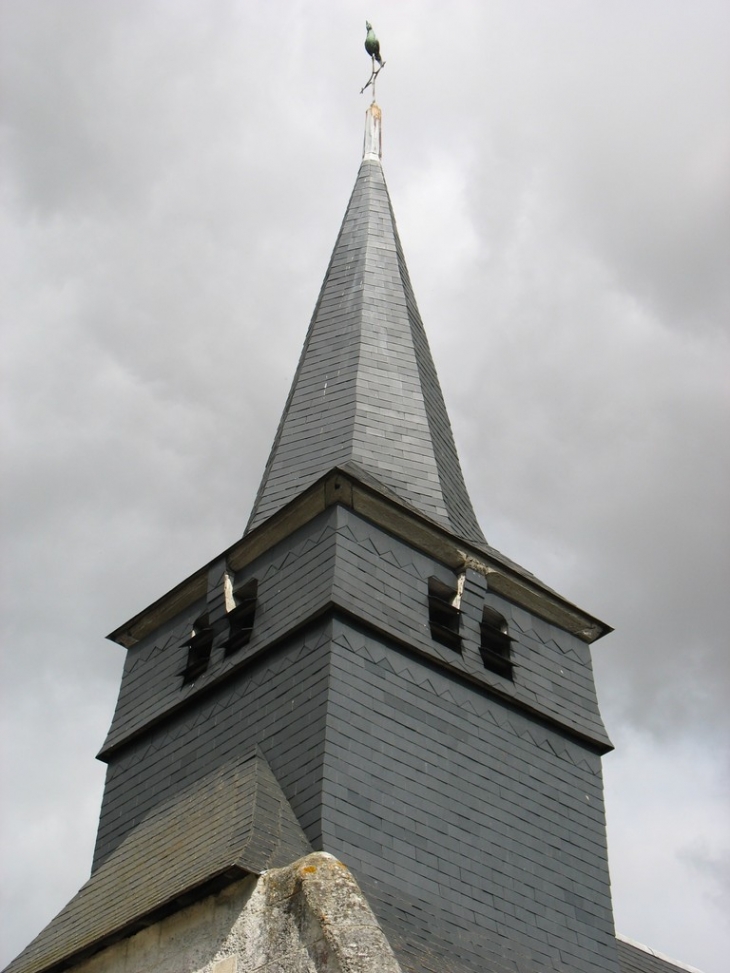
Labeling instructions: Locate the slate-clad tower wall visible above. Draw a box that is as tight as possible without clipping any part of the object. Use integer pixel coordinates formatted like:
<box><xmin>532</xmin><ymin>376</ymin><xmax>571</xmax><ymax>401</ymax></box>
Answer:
<box><xmin>323</xmin><ymin>622</ymin><xmax>616</xmax><ymax>973</ymax></box>
<box><xmin>5</xmin><ymin>105</ymin><xmax>621</xmax><ymax>973</ymax></box>
<box><xmin>87</xmin><ymin>494</ymin><xmax>618</xmax><ymax>973</ymax></box>
<box><xmin>92</xmin><ymin>511</ymin><xmax>341</xmax><ymax>868</ymax></box>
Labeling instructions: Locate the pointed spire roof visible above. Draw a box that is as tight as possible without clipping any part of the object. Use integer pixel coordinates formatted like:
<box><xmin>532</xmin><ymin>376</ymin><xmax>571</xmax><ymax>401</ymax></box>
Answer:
<box><xmin>246</xmin><ymin>105</ymin><xmax>486</xmax><ymax>548</ymax></box>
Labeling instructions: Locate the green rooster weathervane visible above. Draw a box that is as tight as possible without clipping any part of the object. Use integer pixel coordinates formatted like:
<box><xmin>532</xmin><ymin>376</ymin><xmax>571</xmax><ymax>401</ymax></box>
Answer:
<box><xmin>361</xmin><ymin>21</ymin><xmax>385</xmax><ymax>97</ymax></box>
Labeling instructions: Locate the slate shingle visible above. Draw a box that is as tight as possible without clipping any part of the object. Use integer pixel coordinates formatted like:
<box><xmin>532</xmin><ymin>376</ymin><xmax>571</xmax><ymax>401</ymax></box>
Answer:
<box><xmin>245</xmin><ymin>157</ymin><xmax>486</xmax><ymax>548</ymax></box>
<box><xmin>4</xmin><ymin>116</ymin><xmax>637</xmax><ymax>973</ymax></box>
<box><xmin>320</xmin><ymin>619</ymin><xmax>621</xmax><ymax>973</ymax></box>
<box><xmin>4</xmin><ymin>752</ymin><xmax>312</xmax><ymax>973</ymax></box>
<box><xmin>616</xmin><ymin>938</ymin><xmax>702</xmax><ymax>973</ymax></box>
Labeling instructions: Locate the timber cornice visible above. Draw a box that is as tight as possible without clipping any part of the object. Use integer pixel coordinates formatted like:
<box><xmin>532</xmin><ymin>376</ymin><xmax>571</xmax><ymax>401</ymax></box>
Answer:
<box><xmin>108</xmin><ymin>466</ymin><xmax>611</xmax><ymax>650</ymax></box>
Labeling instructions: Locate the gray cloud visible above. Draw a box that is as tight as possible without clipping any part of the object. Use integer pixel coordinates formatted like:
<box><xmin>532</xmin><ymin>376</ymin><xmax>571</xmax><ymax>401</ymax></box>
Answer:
<box><xmin>2</xmin><ymin>2</ymin><xmax>728</xmax><ymax>970</ymax></box>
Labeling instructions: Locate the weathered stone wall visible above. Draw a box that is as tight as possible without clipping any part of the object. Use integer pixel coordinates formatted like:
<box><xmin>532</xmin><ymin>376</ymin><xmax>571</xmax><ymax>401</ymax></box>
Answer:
<box><xmin>70</xmin><ymin>853</ymin><xmax>402</xmax><ymax>973</ymax></box>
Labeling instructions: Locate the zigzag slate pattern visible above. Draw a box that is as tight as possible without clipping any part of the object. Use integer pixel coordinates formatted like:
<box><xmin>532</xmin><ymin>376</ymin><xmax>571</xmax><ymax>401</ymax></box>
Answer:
<box><xmin>246</xmin><ymin>112</ymin><xmax>485</xmax><ymax>548</ymax></box>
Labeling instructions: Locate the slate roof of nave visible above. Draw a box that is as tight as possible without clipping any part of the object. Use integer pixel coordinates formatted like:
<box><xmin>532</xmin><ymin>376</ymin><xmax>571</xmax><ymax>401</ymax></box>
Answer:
<box><xmin>3</xmin><ymin>753</ymin><xmax>312</xmax><ymax>973</ymax></box>
<box><xmin>615</xmin><ymin>937</ymin><xmax>705</xmax><ymax>973</ymax></box>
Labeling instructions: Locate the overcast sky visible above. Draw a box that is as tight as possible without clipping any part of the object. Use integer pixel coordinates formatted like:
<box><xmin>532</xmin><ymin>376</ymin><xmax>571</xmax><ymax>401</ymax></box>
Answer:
<box><xmin>1</xmin><ymin>2</ymin><xmax>728</xmax><ymax>971</ymax></box>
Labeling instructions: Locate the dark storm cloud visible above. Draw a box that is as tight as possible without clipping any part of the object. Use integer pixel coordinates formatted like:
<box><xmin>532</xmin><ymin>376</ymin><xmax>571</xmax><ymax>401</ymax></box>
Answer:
<box><xmin>2</xmin><ymin>2</ymin><xmax>728</xmax><ymax>970</ymax></box>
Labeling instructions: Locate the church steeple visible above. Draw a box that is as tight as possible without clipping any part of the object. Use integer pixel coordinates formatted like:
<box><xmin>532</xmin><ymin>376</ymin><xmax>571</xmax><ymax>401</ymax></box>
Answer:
<box><xmin>246</xmin><ymin>104</ymin><xmax>486</xmax><ymax>548</ymax></box>
<box><xmin>5</xmin><ymin>93</ymin><xmax>624</xmax><ymax>973</ymax></box>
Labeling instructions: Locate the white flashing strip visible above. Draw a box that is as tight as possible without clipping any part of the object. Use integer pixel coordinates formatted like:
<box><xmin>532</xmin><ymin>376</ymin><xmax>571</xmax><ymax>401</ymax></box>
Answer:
<box><xmin>452</xmin><ymin>572</ymin><xmax>466</xmax><ymax>610</ymax></box>
<box><xmin>616</xmin><ymin>934</ymin><xmax>705</xmax><ymax>973</ymax></box>
<box><xmin>362</xmin><ymin>102</ymin><xmax>382</xmax><ymax>161</ymax></box>
<box><xmin>223</xmin><ymin>571</ymin><xmax>236</xmax><ymax>613</ymax></box>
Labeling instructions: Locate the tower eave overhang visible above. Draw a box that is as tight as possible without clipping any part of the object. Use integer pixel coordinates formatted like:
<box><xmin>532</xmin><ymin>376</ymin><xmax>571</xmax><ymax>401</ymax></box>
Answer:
<box><xmin>107</xmin><ymin>464</ymin><xmax>612</xmax><ymax>652</ymax></box>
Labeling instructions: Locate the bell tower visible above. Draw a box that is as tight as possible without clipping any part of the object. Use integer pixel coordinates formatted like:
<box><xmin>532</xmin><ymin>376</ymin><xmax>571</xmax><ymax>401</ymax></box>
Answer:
<box><xmin>6</xmin><ymin>104</ymin><xmax>622</xmax><ymax>973</ymax></box>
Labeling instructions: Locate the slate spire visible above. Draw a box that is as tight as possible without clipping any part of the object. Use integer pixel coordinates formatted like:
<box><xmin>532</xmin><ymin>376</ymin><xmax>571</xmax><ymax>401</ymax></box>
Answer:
<box><xmin>246</xmin><ymin>104</ymin><xmax>486</xmax><ymax>548</ymax></box>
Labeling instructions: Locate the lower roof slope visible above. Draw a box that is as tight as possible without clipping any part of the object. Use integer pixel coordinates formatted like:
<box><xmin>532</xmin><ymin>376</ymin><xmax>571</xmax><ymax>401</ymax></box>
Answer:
<box><xmin>616</xmin><ymin>938</ymin><xmax>704</xmax><ymax>973</ymax></box>
<box><xmin>246</xmin><ymin>122</ymin><xmax>486</xmax><ymax>549</ymax></box>
<box><xmin>4</xmin><ymin>752</ymin><xmax>312</xmax><ymax>973</ymax></box>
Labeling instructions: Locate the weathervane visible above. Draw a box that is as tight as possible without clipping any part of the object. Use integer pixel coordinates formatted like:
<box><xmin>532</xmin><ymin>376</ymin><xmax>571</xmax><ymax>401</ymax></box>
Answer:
<box><xmin>361</xmin><ymin>21</ymin><xmax>385</xmax><ymax>98</ymax></box>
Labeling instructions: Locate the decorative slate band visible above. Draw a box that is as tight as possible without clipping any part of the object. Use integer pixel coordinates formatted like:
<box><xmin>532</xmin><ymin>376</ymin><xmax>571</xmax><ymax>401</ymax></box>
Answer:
<box><xmin>108</xmin><ymin>466</ymin><xmax>610</xmax><ymax>650</ymax></box>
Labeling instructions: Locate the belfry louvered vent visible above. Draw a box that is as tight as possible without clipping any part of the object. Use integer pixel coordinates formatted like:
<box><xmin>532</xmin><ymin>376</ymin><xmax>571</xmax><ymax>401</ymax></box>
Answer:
<box><xmin>224</xmin><ymin>579</ymin><xmax>258</xmax><ymax>656</ymax></box>
<box><xmin>428</xmin><ymin>577</ymin><xmax>461</xmax><ymax>652</ymax></box>
<box><xmin>480</xmin><ymin>605</ymin><xmax>514</xmax><ymax>678</ymax></box>
<box><xmin>182</xmin><ymin>613</ymin><xmax>215</xmax><ymax>685</ymax></box>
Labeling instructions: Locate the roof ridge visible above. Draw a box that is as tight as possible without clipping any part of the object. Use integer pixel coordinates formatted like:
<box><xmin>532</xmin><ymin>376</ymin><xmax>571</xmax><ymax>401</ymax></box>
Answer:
<box><xmin>616</xmin><ymin>934</ymin><xmax>705</xmax><ymax>973</ymax></box>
